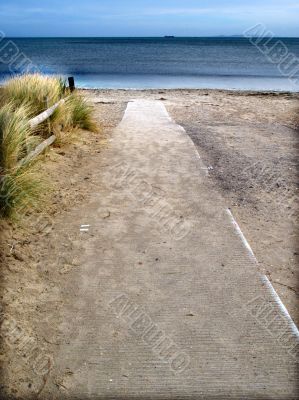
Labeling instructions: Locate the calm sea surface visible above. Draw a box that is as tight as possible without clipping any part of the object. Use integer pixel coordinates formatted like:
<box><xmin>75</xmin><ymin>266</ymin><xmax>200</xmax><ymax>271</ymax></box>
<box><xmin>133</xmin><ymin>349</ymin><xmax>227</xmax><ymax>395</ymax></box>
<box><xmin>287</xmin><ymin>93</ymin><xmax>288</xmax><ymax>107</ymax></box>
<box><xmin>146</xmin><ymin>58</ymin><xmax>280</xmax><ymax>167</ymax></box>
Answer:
<box><xmin>1</xmin><ymin>37</ymin><xmax>299</xmax><ymax>91</ymax></box>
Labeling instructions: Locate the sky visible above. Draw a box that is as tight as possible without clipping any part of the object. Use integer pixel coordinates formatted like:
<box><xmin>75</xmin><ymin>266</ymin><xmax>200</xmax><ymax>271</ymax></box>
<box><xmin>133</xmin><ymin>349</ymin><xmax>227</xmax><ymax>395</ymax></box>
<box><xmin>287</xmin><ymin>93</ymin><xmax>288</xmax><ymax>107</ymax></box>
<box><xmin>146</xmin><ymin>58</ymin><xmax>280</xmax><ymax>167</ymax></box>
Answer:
<box><xmin>0</xmin><ymin>0</ymin><xmax>299</xmax><ymax>37</ymax></box>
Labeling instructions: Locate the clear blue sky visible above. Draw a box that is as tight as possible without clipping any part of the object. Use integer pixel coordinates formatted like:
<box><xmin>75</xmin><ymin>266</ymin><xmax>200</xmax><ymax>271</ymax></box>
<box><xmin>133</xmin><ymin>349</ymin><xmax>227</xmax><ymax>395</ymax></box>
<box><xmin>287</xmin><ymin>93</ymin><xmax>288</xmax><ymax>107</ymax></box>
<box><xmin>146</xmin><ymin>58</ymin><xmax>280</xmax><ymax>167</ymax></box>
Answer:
<box><xmin>1</xmin><ymin>0</ymin><xmax>298</xmax><ymax>37</ymax></box>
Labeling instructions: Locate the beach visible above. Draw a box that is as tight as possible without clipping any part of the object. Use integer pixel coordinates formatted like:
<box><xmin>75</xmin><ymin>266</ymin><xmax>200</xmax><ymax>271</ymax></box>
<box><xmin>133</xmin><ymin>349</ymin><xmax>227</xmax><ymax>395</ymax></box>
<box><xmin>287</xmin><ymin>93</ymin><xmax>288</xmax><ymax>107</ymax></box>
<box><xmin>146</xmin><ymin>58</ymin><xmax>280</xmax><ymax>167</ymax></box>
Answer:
<box><xmin>1</xmin><ymin>88</ymin><xmax>298</xmax><ymax>313</ymax></box>
<box><xmin>88</xmin><ymin>89</ymin><xmax>299</xmax><ymax>320</ymax></box>
<box><xmin>1</xmin><ymin>1</ymin><xmax>299</xmax><ymax>395</ymax></box>
<box><xmin>0</xmin><ymin>88</ymin><xmax>298</xmax><ymax>396</ymax></box>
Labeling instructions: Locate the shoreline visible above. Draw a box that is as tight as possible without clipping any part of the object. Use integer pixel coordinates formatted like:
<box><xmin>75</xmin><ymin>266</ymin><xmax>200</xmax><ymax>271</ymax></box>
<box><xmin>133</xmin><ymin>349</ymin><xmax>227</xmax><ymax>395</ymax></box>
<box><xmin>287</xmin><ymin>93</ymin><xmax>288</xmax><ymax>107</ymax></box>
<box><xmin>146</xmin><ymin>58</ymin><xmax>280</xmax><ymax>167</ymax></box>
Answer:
<box><xmin>1</xmin><ymin>80</ymin><xmax>299</xmax><ymax>95</ymax></box>
<box><xmin>81</xmin><ymin>87</ymin><xmax>299</xmax><ymax>96</ymax></box>
<box><xmin>0</xmin><ymin>84</ymin><xmax>298</xmax><ymax>96</ymax></box>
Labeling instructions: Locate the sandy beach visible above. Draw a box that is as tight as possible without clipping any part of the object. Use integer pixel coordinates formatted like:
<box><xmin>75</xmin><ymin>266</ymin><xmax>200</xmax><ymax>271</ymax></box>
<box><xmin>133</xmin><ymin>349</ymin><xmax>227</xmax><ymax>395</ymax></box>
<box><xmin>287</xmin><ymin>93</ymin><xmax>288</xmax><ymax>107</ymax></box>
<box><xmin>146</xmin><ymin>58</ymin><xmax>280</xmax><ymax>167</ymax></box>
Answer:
<box><xmin>2</xmin><ymin>88</ymin><xmax>298</xmax><ymax>314</ymax></box>
<box><xmin>85</xmin><ymin>88</ymin><xmax>299</xmax><ymax>323</ymax></box>
<box><xmin>1</xmin><ymin>0</ymin><xmax>299</xmax><ymax>394</ymax></box>
<box><xmin>0</xmin><ymin>89</ymin><xmax>298</xmax><ymax>396</ymax></box>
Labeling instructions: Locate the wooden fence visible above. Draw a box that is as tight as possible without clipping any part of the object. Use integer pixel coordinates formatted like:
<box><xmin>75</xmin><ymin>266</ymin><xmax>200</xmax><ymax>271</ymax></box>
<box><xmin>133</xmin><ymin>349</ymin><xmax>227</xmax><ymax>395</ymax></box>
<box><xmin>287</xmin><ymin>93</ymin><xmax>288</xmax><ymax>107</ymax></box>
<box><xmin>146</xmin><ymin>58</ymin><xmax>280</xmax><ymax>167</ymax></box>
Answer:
<box><xmin>18</xmin><ymin>76</ymin><xmax>75</xmax><ymax>166</ymax></box>
<box><xmin>18</xmin><ymin>98</ymin><xmax>67</xmax><ymax>167</ymax></box>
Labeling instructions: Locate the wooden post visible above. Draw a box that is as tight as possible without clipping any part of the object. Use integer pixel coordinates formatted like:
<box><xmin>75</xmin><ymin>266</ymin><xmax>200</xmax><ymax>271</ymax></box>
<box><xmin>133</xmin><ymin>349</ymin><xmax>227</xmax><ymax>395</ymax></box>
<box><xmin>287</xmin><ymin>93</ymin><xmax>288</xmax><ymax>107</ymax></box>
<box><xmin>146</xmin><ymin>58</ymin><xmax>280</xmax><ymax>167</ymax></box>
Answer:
<box><xmin>68</xmin><ymin>76</ymin><xmax>75</xmax><ymax>92</ymax></box>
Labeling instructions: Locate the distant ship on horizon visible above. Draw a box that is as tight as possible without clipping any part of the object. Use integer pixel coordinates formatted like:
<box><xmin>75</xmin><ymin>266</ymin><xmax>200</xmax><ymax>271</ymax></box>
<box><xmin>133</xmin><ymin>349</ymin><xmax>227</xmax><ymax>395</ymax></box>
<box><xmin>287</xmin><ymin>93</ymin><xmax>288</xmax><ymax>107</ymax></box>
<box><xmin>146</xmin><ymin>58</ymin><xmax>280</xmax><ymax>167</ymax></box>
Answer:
<box><xmin>164</xmin><ymin>35</ymin><xmax>175</xmax><ymax>38</ymax></box>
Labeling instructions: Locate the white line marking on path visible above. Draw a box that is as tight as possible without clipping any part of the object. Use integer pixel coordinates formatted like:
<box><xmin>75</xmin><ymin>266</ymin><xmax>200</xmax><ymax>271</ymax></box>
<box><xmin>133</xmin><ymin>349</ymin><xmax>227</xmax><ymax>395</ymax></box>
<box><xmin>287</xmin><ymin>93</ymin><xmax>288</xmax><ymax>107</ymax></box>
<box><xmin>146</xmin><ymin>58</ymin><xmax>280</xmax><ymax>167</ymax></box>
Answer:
<box><xmin>226</xmin><ymin>208</ymin><xmax>299</xmax><ymax>338</ymax></box>
<box><xmin>80</xmin><ymin>224</ymin><xmax>90</xmax><ymax>232</ymax></box>
<box><xmin>226</xmin><ymin>208</ymin><xmax>256</xmax><ymax>262</ymax></box>
<box><xmin>261</xmin><ymin>274</ymin><xmax>299</xmax><ymax>338</ymax></box>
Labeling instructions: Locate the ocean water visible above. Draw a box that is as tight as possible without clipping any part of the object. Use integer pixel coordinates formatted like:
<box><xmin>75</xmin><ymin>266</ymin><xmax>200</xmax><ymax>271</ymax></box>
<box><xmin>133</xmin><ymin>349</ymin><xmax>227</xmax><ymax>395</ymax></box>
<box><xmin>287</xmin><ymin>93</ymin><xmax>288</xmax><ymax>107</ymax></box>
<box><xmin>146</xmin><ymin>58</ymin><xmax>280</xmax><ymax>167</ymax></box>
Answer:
<box><xmin>0</xmin><ymin>37</ymin><xmax>299</xmax><ymax>91</ymax></box>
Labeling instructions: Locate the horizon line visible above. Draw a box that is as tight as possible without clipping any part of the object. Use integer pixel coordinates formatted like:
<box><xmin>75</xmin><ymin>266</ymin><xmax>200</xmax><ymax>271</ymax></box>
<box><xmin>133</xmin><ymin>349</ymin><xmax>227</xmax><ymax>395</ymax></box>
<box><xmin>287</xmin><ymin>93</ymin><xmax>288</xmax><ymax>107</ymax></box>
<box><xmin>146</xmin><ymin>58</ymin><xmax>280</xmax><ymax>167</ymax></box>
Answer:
<box><xmin>4</xmin><ymin>35</ymin><xmax>299</xmax><ymax>39</ymax></box>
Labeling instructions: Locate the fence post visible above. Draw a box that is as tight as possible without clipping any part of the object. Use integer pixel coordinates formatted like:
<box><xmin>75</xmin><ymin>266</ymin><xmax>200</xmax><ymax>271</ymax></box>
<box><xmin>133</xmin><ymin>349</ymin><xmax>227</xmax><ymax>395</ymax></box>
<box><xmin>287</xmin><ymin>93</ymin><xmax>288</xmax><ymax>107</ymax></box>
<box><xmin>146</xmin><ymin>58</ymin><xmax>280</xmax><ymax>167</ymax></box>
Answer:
<box><xmin>68</xmin><ymin>76</ymin><xmax>75</xmax><ymax>92</ymax></box>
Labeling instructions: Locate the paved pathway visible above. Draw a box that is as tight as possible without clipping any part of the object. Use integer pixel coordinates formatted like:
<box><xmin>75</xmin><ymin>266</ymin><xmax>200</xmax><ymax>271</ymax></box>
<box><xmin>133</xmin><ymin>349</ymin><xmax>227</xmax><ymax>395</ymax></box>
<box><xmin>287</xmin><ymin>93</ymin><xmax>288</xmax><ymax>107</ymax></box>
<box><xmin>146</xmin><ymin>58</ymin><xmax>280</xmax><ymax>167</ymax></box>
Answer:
<box><xmin>47</xmin><ymin>100</ymin><xmax>298</xmax><ymax>399</ymax></box>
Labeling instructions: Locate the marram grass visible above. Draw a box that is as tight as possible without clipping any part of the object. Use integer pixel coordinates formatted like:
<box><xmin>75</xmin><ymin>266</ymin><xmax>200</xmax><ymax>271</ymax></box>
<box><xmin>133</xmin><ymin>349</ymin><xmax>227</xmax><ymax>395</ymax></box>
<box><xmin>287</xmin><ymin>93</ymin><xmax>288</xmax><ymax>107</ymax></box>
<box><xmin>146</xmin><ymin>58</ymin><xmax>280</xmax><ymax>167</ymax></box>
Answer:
<box><xmin>1</xmin><ymin>74</ymin><xmax>65</xmax><ymax>116</ymax></box>
<box><xmin>66</xmin><ymin>93</ymin><xmax>99</xmax><ymax>133</ymax></box>
<box><xmin>0</xmin><ymin>103</ymin><xmax>42</xmax><ymax>218</ymax></box>
<box><xmin>1</xmin><ymin>74</ymin><xmax>98</xmax><ymax>137</ymax></box>
<box><xmin>0</xmin><ymin>166</ymin><xmax>43</xmax><ymax>218</ymax></box>
<box><xmin>0</xmin><ymin>73</ymin><xmax>99</xmax><ymax>218</ymax></box>
<box><xmin>0</xmin><ymin>103</ymin><xmax>39</xmax><ymax>171</ymax></box>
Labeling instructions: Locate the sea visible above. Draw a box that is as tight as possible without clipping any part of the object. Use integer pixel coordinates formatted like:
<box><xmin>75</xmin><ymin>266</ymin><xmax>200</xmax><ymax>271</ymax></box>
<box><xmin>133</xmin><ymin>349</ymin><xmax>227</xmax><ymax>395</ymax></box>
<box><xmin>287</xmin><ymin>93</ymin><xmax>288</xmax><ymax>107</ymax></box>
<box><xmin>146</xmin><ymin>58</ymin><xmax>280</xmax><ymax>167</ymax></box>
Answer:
<box><xmin>0</xmin><ymin>37</ymin><xmax>299</xmax><ymax>91</ymax></box>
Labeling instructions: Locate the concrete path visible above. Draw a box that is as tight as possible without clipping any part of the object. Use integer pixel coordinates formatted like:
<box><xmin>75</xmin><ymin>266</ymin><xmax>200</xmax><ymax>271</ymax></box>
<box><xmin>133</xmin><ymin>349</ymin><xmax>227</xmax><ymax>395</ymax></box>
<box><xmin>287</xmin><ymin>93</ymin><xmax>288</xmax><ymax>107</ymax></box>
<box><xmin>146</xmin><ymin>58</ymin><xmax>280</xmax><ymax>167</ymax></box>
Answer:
<box><xmin>47</xmin><ymin>100</ymin><xmax>298</xmax><ymax>399</ymax></box>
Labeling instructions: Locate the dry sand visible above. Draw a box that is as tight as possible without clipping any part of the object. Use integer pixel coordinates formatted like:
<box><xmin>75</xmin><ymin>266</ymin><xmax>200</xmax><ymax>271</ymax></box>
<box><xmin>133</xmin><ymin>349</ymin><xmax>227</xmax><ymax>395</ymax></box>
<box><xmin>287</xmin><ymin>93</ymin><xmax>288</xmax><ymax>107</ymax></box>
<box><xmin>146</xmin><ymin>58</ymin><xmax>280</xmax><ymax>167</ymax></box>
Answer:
<box><xmin>85</xmin><ymin>88</ymin><xmax>299</xmax><ymax>325</ymax></box>
<box><xmin>0</xmin><ymin>89</ymin><xmax>298</xmax><ymax>397</ymax></box>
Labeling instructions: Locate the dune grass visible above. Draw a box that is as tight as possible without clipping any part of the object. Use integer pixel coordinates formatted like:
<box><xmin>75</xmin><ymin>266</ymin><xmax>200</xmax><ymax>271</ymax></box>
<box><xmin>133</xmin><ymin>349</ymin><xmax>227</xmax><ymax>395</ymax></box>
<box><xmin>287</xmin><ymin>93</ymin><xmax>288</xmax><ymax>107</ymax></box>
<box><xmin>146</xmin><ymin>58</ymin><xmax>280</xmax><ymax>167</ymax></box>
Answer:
<box><xmin>0</xmin><ymin>73</ymin><xmax>98</xmax><ymax>218</ymax></box>
<box><xmin>1</xmin><ymin>74</ymin><xmax>98</xmax><ymax>137</ymax></box>
<box><xmin>0</xmin><ymin>104</ymin><xmax>42</xmax><ymax>218</ymax></box>
<box><xmin>66</xmin><ymin>93</ymin><xmax>99</xmax><ymax>132</ymax></box>
<box><xmin>0</xmin><ymin>74</ymin><xmax>66</xmax><ymax>138</ymax></box>
<box><xmin>0</xmin><ymin>103</ymin><xmax>38</xmax><ymax>170</ymax></box>
<box><xmin>0</xmin><ymin>166</ymin><xmax>43</xmax><ymax>218</ymax></box>
<box><xmin>1</xmin><ymin>74</ymin><xmax>65</xmax><ymax>116</ymax></box>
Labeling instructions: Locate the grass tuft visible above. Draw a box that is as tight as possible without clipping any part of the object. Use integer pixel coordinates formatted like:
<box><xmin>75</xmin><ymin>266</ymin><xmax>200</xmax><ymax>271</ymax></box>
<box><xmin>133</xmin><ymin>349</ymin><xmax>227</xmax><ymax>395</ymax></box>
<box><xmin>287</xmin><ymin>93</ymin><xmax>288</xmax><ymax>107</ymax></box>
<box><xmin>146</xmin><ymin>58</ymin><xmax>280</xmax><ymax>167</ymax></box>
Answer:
<box><xmin>0</xmin><ymin>103</ymin><xmax>42</xmax><ymax>218</ymax></box>
<box><xmin>67</xmin><ymin>93</ymin><xmax>98</xmax><ymax>132</ymax></box>
<box><xmin>1</xmin><ymin>74</ymin><xmax>65</xmax><ymax>117</ymax></box>
<box><xmin>0</xmin><ymin>73</ymin><xmax>99</xmax><ymax>218</ymax></box>
<box><xmin>0</xmin><ymin>103</ymin><xmax>38</xmax><ymax>171</ymax></box>
<box><xmin>0</xmin><ymin>166</ymin><xmax>43</xmax><ymax>218</ymax></box>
